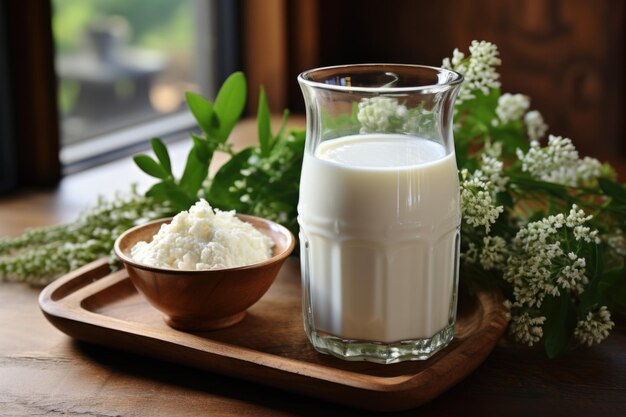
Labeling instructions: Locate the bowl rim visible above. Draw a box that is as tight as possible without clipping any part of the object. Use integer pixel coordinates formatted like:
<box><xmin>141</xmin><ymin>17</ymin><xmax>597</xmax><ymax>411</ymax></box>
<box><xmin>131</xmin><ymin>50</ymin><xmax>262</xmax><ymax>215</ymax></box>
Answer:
<box><xmin>113</xmin><ymin>214</ymin><xmax>296</xmax><ymax>275</ymax></box>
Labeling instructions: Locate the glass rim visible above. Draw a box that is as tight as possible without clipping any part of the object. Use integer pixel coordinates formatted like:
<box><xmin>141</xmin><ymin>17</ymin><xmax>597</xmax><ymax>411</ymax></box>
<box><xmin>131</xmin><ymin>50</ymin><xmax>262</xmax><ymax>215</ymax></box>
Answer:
<box><xmin>297</xmin><ymin>63</ymin><xmax>463</xmax><ymax>93</ymax></box>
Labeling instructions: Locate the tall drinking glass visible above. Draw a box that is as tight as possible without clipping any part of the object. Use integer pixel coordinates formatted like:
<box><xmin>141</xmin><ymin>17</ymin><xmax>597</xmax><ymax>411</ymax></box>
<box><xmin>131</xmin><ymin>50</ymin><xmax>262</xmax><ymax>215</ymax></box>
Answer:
<box><xmin>297</xmin><ymin>64</ymin><xmax>463</xmax><ymax>364</ymax></box>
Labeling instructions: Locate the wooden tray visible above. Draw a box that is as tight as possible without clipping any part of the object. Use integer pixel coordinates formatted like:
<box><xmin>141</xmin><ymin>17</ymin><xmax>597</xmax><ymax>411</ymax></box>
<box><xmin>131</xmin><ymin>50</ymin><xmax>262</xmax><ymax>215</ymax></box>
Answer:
<box><xmin>39</xmin><ymin>258</ymin><xmax>508</xmax><ymax>412</ymax></box>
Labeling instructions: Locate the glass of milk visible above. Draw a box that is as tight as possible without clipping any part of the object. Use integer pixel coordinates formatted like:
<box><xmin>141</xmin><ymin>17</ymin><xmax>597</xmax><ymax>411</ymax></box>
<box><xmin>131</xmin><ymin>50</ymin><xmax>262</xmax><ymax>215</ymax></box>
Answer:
<box><xmin>297</xmin><ymin>64</ymin><xmax>463</xmax><ymax>364</ymax></box>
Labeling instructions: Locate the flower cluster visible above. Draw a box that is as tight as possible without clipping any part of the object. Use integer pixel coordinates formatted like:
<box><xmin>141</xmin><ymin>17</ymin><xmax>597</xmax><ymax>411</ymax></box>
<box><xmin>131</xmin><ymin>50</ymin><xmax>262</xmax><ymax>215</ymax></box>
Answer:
<box><xmin>607</xmin><ymin>229</ymin><xmax>626</xmax><ymax>257</ymax></box>
<box><xmin>401</xmin><ymin>106</ymin><xmax>436</xmax><ymax>137</ymax></box>
<box><xmin>474</xmin><ymin>154</ymin><xmax>509</xmax><ymax>193</ymax></box>
<box><xmin>357</xmin><ymin>96</ymin><xmax>407</xmax><ymax>133</ymax></box>
<box><xmin>442</xmin><ymin>40</ymin><xmax>501</xmax><ymax>104</ymax></box>
<box><xmin>495</xmin><ymin>93</ymin><xmax>530</xmax><ymax>124</ymax></box>
<box><xmin>460</xmin><ymin>169</ymin><xmax>504</xmax><ymax>233</ymax></box>
<box><xmin>356</xmin><ymin>96</ymin><xmax>441</xmax><ymax>138</ymax></box>
<box><xmin>516</xmin><ymin>135</ymin><xmax>603</xmax><ymax>187</ymax></box>
<box><xmin>492</xmin><ymin>92</ymin><xmax>549</xmax><ymax>143</ymax></box>
<box><xmin>479</xmin><ymin>235</ymin><xmax>509</xmax><ymax>271</ymax></box>
<box><xmin>524</xmin><ymin>110</ymin><xmax>548</xmax><ymax>141</ymax></box>
<box><xmin>574</xmin><ymin>306</ymin><xmax>615</xmax><ymax>346</ymax></box>
<box><xmin>465</xmin><ymin>235</ymin><xmax>509</xmax><ymax>271</ymax></box>
<box><xmin>509</xmin><ymin>312</ymin><xmax>546</xmax><ymax>346</ymax></box>
<box><xmin>566</xmin><ymin>205</ymin><xmax>600</xmax><ymax>244</ymax></box>
<box><xmin>504</xmin><ymin>205</ymin><xmax>599</xmax><ymax>309</ymax></box>
<box><xmin>0</xmin><ymin>189</ymin><xmax>170</xmax><ymax>284</ymax></box>
<box><xmin>459</xmin><ymin>154</ymin><xmax>508</xmax><ymax>237</ymax></box>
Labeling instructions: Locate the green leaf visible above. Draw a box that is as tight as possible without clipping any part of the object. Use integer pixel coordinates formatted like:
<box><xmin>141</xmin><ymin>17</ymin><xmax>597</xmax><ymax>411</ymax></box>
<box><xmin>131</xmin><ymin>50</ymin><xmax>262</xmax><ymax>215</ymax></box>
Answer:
<box><xmin>492</xmin><ymin>121</ymin><xmax>528</xmax><ymax>154</ymax></box>
<box><xmin>213</xmin><ymin>72</ymin><xmax>247</xmax><ymax>142</ymax></box>
<box><xmin>598</xmin><ymin>178</ymin><xmax>626</xmax><ymax>204</ymax></box>
<box><xmin>495</xmin><ymin>190</ymin><xmax>514</xmax><ymax>208</ymax></box>
<box><xmin>179</xmin><ymin>146</ymin><xmax>210</xmax><ymax>197</ymax></box>
<box><xmin>257</xmin><ymin>87</ymin><xmax>272</xmax><ymax>157</ymax></box>
<box><xmin>528</xmin><ymin>210</ymin><xmax>546</xmax><ymax>223</ymax></box>
<box><xmin>542</xmin><ymin>293</ymin><xmax>577</xmax><ymax>358</ymax></box>
<box><xmin>206</xmin><ymin>147</ymin><xmax>255</xmax><ymax>211</ymax></box>
<box><xmin>133</xmin><ymin>155</ymin><xmax>168</xmax><ymax>179</ymax></box>
<box><xmin>185</xmin><ymin>91</ymin><xmax>220</xmax><ymax>136</ymax></box>
<box><xmin>150</xmin><ymin>138</ymin><xmax>172</xmax><ymax>175</ymax></box>
<box><xmin>508</xmin><ymin>173</ymin><xmax>571</xmax><ymax>202</ymax></box>
<box><xmin>596</xmin><ymin>268</ymin><xmax>626</xmax><ymax>315</ymax></box>
<box><xmin>273</xmin><ymin>109</ymin><xmax>290</xmax><ymax>145</ymax></box>
<box><xmin>146</xmin><ymin>181</ymin><xmax>195</xmax><ymax>212</ymax></box>
<box><xmin>191</xmin><ymin>134</ymin><xmax>211</xmax><ymax>161</ymax></box>
<box><xmin>579</xmin><ymin>244</ymin><xmax>605</xmax><ymax>314</ymax></box>
<box><xmin>290</xmin><ymin>128</ymin><xmax>306</xmax><ymax>143</ymax></box>
<box><xmin>456</xmin><ymin>88</ymin><xmax>499</xmax><ymax>126</ymax></box>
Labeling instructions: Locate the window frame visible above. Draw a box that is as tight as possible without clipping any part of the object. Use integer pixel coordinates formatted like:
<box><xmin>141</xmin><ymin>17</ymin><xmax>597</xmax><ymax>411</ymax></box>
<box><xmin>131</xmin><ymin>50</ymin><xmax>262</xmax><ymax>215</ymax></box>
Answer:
<box><xmin>56</xmin><ymin>0</ymin><xmax>241</xmax><ymax>174</ymax></box>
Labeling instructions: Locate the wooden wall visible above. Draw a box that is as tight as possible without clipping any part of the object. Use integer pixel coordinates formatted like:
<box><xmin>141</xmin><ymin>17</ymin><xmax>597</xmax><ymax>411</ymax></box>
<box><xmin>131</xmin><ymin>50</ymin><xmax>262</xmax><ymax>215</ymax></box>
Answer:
<box><xmin>276</xmin><ymin>0</ymin><xmax>624</xmax><ymax>165</ymax></box>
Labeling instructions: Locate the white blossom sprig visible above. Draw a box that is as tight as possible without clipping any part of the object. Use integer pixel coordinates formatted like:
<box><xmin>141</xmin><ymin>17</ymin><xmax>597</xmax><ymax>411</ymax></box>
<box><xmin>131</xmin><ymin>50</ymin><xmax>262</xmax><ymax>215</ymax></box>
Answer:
<box><xmin>460</xmin><ymin>169</ymin><xmax>504</xmax><ymax>233</ymax></box>
<box><xmin>574</xmin><ymin>306</ymin><xmax>615</xmax><ymax>346</ymax></box>
<box><xmin>450</xmin><ymin>36</ymin><xmax>623</xmax><ymax>355</ymax></box>
<box><xmin>509</xmin><ymin>312</ymin><xmax>547</xmax><ymax>346</ymax></box>
<box><xmin>357</xmin><ymin>96</ymin><xmax>407</xmax><ymax>133</ymax></box>
<box><xmin>516</xmin><ymin>135</ymin><xmax>603</xmax><ymax>187</ymax></box>
<box><xmin>442</xmin><ymin>40</ymin><xmax>502</xmax><ymax>105</ymax></box>
<box><xmin>494</xmin><ymin>93</ymin><xmax>530</xmax><ymax>124</ymax></box>
<box><xmin>524</xmin><ymin>110</ymin><xmax>549</xmax><ymax>141</ymax></box>
<box><xmin>0</xmin><ymin>189</ymin><xmax>171</xmax><ymax>284</ymax></box>
<box><xmin>503</xmin><ymin>205</ymin><xmax>599</xmax><ymax>308</ymax></box>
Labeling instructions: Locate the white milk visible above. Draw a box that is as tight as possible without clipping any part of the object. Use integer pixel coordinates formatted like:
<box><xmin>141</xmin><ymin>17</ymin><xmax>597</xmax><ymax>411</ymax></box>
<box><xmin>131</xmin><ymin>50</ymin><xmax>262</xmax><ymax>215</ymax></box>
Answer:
<box><xmin>298</xmin><ymin>134</ymin><xmax>461</xmax><ymax>343</ymax></box>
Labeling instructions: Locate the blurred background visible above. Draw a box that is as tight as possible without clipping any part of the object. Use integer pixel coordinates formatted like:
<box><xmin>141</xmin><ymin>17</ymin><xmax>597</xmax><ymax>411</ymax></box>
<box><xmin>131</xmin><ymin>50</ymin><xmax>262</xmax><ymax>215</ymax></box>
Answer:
<box><xmin>53</xmin><ymin>0</ymin><xmax>202</xmax><ymax>145</ymax></box>
<box><xmin>0</xmin><ymin>0</ymin><xmax>624</xmax><ymax>192</ymax></box>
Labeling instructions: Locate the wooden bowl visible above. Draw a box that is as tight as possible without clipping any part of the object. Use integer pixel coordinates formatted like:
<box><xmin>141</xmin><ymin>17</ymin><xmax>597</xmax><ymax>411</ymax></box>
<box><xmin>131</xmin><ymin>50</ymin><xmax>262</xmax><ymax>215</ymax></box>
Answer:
<box><xmin>113</xmin><ymin>215</ymin><xmax>295</xmax><ymax>332</ymax></box>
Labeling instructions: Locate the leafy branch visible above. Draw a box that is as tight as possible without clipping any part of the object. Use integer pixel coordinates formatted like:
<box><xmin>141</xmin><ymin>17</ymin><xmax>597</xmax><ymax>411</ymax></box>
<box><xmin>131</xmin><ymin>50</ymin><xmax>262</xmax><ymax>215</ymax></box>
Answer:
<box><xmin>133</xmin><ymin>72</ymin><xmax>247</xmax><ymax>211</ymax></box>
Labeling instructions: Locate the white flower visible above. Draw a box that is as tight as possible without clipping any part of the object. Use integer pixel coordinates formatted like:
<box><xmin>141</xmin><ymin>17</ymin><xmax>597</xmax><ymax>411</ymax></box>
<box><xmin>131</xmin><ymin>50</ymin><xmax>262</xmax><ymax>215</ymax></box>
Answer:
<box><xmin>556</xmin><ymin>253</ymin><xmax>588</xmax><ymax>294</ymax></box>
<box><xmin>460</xmin><ymin>170</ymin><xmax>504</xmax><ymax>233</ymax></box>
<box><xmin>495</xmin><ymin>93</ymin><xmax>530</xmax><ymax>124</ymax></box>
<box><xmin>473</xmin><ymin>155</ymin><xmax>509</xmax><ymax>193</ymax></box>
<box><xmin>506</xmin><ymin>248</ymin><xmax>561</xmax><ymax>308</ymax></box>
<box><xmin>451</xmin><ymin>48</ymin><xmax>465</xmax><ymax>66</ymax></box>
<box><xmin>357</xmin><ymin>96</ymin><xmax>407</xmax><ymax>133</ymax></box>
<box><xmin>459</xmin><ymin>155</ymin><xmax>508</xmax><ymax>234</ymax></box>
<box><xmin>442</xmin><ymin>40</ymin><xmax>501</xmax><ymax>105</ymax></box>
<box><xmin>576</xmin><ymin>157</ymin><xmax>603</xmax><ymax>184</ymax></box>
<box><xmin>516</xmin><ymin>135</ymin><xmax>602</xmax><ymax>187</ymax></box>
<box><xmin>574</xmin><ymin>306</ymin><xmax>615</xmax><ymax>346</ymax></box>
<box><xmin>479</xmin><ymin>235</ymin><xmax>508</xmax><ymax>270</ymax></box>
<box><xmin>607</xmin><ymin>229</ymin><xmax>626</xmax><ymax>256</ymax></box>
<box><xmin>466</xmin><ymin>40</ymin><xmax>502</xmax><ymax>94</ymax></box>
<box><xmin>524</xmin><ymin>110</ymin><xmax>548</xmax><ymax>141</ymax></box>
<box><xmin>484</xmin><ymin>140</ymin><xmax>503</xmax><ymax>158</ymax></box>
<box><xmin>510</xmin><ymin>312</ymin><xmax>546</xmax><ymax>346</ymax></box>
<box><xmin>463</xmin><ymin>235</ymin><xmax>508</xmax><ymax>271</ymax></box>
<box><xmin>401</xmin><ymin>106</ymin><xmax>435</xmax><ymax>136</ymax></box>
<box><xmin>566</xmin><ymin>204</ymin><xmax>600</xmax><ymax>243</ymax></box>
<box><xmin>503</xmin><ymin>206</ymin><xmax>599</xmax><ymax>308</ymax></box>
<box><xmin>442</xmin><ymin>49</ymin><xmax>461</xmax><ymax>76</ymax></box>
<box><xmin>463</xmin><ymin>241</ymin><xmax>479</xmax><ymax>263</ymax></box>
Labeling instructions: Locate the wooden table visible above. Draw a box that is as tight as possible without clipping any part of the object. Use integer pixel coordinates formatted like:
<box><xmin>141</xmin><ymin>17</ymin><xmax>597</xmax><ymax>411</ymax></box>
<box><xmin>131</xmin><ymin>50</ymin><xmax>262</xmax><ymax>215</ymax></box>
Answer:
<box><xmin>1</xmin><ymin>119</ymin><xmax>625</xmax><ymax>416</ymax></box>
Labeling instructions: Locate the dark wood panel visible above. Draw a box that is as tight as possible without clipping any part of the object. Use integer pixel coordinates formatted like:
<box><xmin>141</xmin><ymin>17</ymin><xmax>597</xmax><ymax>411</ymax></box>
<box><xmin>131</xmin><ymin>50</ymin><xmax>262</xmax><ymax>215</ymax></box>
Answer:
<box><xmin>4</xmin><ymin>1</ymin><xmax>60</xmax><ymax>187</ymax></box>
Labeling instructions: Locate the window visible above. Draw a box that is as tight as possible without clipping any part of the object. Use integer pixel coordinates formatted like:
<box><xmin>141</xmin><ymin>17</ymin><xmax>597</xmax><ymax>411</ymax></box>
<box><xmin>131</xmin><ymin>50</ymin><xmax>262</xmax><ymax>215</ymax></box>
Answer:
<box><xmin>52</xmin><ymin>0</ymin><xmax>238</xmax><ymax>170</ymax></box>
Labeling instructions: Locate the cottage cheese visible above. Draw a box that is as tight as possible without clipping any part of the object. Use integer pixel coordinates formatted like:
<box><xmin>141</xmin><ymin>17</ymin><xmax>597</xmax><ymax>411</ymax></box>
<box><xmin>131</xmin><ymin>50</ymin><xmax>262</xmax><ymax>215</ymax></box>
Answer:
<box><xmin>131</xmin><ymin>199</ymin><xmax>274</xmax><ymax>270</ymax></box>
